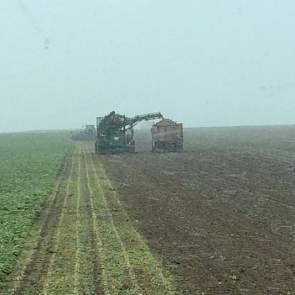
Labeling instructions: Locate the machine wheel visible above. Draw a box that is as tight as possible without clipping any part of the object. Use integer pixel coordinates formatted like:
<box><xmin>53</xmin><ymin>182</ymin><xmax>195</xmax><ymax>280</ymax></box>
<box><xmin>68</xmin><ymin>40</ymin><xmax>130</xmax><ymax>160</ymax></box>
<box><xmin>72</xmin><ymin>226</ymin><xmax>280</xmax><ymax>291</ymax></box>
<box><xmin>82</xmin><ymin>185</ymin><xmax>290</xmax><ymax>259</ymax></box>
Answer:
<box><xmin>127</xmin><ymin>145</ymin><xmax>136</xmax><ymax>153</ymax></box>
<box><xmin>152</xmin><ymin>141</ymin><xmax>156</xmax><ymax>152</ymax></box>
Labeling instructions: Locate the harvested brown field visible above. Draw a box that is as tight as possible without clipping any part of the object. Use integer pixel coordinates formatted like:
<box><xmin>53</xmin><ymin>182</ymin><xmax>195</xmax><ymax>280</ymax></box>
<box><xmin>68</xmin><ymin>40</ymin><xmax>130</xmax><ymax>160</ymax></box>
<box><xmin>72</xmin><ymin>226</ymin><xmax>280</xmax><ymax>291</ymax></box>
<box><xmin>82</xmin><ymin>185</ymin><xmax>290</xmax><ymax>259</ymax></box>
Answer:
<box><xmin>100</xmin><ymin>126</ymin><xmax>295</xmax><ymax>294</ymax></box>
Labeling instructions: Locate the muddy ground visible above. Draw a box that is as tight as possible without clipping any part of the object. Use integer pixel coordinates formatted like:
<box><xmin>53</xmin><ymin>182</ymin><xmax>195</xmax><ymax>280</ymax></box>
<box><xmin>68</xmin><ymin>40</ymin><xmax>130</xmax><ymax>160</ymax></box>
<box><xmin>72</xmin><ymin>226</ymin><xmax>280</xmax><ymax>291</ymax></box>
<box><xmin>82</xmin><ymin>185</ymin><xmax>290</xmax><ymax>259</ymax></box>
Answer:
<box><xmin>100</xmin><ymin>126</ymin><xmax>295</xmax><ymax>294</ymax></box>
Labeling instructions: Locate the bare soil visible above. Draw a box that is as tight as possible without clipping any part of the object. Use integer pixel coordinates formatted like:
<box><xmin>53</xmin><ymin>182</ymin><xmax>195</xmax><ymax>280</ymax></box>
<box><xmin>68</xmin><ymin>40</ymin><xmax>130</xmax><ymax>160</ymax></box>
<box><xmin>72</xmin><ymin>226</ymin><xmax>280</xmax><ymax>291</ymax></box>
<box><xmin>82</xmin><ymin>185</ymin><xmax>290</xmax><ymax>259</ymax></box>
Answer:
<box><xmin>100</xmin><ymin>126</ymin><xmax>295</xmax><ymax>294</ymax></box>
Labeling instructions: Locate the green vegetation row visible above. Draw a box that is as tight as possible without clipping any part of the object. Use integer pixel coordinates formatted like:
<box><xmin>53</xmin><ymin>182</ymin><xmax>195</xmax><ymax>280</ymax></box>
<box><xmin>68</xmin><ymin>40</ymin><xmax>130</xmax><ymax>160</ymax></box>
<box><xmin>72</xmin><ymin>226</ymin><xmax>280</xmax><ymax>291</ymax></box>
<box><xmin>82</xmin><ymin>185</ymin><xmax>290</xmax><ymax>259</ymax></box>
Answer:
<box><xmin>0</xmin><ymin>132</ymin><xmax>72</xmax><ymax>284</ymax></box>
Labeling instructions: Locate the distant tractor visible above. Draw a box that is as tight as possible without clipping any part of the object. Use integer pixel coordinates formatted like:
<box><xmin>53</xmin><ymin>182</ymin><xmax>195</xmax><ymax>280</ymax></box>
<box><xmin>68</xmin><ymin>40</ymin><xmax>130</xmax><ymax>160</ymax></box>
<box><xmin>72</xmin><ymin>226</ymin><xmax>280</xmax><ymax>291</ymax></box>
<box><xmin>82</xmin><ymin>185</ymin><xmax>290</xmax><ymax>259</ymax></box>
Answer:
<box><xmin>151</xmin><ymin>119</ymin><xmax>183</xmax><ymax>152</ymax></box>
<box><xmin>71</xmin><ymin>125</ymin><xmax>96</xmax><ymax>141</ymax></box>
<box><xmin>95</xmin><ymin>111</ymin><xmax>163</xmax><ymax>154</ymax></box>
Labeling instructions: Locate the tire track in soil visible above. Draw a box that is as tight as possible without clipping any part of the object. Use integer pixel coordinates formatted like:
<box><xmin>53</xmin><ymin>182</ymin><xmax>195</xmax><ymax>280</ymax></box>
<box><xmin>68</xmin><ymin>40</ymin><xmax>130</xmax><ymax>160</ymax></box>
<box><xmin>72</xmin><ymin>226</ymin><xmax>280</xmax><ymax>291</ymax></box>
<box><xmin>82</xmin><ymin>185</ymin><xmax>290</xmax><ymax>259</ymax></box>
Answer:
<box><xmin>44</xmin><ymin>144</ymin><xmax>104</xmax><ymax>295</ymax></box>
<box><xmin>79</xmin><ymin>148</ymin><xmax>103</xmax><ymax>295</ymax></box>
<box><xmin>74</xmin><ymin>145</ymin><xmax>81</xmax><ymax>294</ymax></box>
<box><xmin>9</xmin><ymin>152</ymin><xmax>74</xmax><ymax>295</ymax></box>
<box><xmin>86</xmin><ymin>147</ymin><xmax>141</xmax><ymax>294</ymax></box>
<box><xmin>82</xmin><ymin>146</ymin><xmax>109</xmax><ymax>295</ymax></box>
<box><xmin>42</xmin><ymin>147</ymin><xmax>76</xmax><ymax>295</ymax></box>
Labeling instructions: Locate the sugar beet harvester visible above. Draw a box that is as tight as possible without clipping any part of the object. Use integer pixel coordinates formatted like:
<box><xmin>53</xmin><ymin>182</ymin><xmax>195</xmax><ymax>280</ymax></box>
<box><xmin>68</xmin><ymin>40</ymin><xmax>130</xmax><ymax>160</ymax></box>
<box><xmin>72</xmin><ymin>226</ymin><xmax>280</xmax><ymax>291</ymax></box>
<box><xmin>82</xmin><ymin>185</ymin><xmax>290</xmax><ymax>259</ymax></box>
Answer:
<box><xmin>95</xmin><ymin>111</ymin><xmax>163</xmax><ymax>154</ymax></box>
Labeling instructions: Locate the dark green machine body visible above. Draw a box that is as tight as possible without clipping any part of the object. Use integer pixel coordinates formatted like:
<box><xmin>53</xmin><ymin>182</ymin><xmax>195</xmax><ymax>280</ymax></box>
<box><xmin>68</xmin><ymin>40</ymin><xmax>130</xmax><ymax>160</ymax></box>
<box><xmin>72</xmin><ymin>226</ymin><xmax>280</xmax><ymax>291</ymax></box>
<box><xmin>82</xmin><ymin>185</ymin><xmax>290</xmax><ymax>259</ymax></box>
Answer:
<box><xmin>95</xmin><ymin>111</ymin><xmax>162</xmax><ymax>154</ymax></box>
<box><xmin>95</xmin><ymin>130</ymin><xmax>135</xmax><ymax>154</ymax></box>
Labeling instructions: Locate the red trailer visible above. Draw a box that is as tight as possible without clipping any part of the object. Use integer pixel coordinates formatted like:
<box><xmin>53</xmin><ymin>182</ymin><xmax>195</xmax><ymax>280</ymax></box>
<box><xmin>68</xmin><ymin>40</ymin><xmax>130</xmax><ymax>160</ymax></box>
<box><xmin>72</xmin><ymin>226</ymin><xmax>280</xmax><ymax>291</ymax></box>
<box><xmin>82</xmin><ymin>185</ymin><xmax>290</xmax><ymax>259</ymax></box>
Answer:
<box><xmin>151</xmin><ymin>119</ymin><xmax>183</xmax><ymax>152</ymax></box>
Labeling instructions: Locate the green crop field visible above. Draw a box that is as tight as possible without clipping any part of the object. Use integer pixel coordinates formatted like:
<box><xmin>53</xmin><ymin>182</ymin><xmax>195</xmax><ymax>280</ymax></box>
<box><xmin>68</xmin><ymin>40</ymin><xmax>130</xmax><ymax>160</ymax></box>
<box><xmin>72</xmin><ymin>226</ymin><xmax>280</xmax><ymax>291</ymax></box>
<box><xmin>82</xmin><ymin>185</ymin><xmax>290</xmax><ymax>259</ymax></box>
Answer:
<box><xmin>0</xmin><ymin>132</ymin><xmax>72</xmax><ymax>283</ymax></box>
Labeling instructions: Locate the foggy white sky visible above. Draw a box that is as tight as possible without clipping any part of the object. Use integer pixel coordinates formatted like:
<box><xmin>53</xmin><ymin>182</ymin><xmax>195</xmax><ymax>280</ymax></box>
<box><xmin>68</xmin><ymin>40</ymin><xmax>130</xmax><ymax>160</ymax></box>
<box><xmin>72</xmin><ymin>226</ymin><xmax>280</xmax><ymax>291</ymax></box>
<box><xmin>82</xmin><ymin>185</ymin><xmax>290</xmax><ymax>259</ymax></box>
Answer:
<box><xmin>1</xmin><ymin>1</ymin><xmax>295</xmax><ymax>132</ymax></box>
